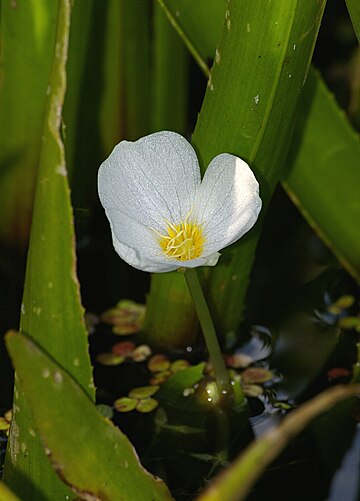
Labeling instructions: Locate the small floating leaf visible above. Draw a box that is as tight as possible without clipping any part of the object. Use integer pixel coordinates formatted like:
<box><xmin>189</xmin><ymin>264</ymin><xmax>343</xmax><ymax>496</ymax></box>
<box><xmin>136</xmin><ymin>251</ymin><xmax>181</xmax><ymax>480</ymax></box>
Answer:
<box><xmin>112</xmin><ymin>340</ymin><xmax>136</xmax><ymax>356</ymax></box>
<box><xmin>171</xmin><ymin>359</ymin><xmax>190</xmax><ymax>373</ymax></box>
<box><xmin>136</xmin><ymin>398</ymin><xmax>159</xmax><ymax>413</ymax></box>
<box><xmin>241</xmin><ymin>367</ymin><xmax>273</xmax><ymax>384</ymax></box>
<box><xmin>338</xmin><ymin>316</ymin><xmax>360</xmax><ymax>331</ymax></box>
<box><xmin>96</xmin><ymin>353</ymin><xmax>125</xmax><ymax>366</ymax></box>
<box><xmin>328</xmin><ymin>295</ymin><xmax>355</xmax><ymax>315</ymax></box>
<box><xmin>114</xmin><ymin>397</ymin><xmax>137</xmax><ymax>413</ymax></box>
<box><xmin>102</xmin><ymin>300</ymin><xmax>145</xmax><ymax>335</ymax></box>
<box><xmin>226</xmin><ymin>353</ymin><xmax>253</xmax><ymax>369</ymax></box>
<box><xmin>148</xmin><ymin>354</ymin><xmax>171</xmax><ymax>372</ymax></box>
<box><xmin>129</xmin><ymin>385</ymin><xmax>160</xmax><ymax>399</ymax></box>
<box><xmin>273</xmin><ymin>401</ymin><xmax>293</xmax><ymax>411</ymax></box>
<box><xmin>150</xmin><ymin>371</ymin><xmax>172</xmax><ymax>385</ymax></box>
<box><xmin>96</xmin><ymin>404</ymin><xmax>114</xmax><ymax>419</ymax></box>
<box><xmin>131</xmin><ymin>344</ymin><xmax>152</xmax><ymax>362</ymax></box>
<box><xmin>242</xmin><ymin>384</ymin><xmax>264</xmax><ymax>397</ymax></box>
<box><xmin>157</xmin><ymin>363</ymin><xmax>205</xmax><ymax>402</ymax></box>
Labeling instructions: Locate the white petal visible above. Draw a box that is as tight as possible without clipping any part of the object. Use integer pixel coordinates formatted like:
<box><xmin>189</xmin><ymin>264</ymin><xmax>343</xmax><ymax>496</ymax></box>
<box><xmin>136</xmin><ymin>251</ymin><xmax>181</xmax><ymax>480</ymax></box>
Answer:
<box><xmin>98</xmin><ymin>131</ymin><xmax>201</xmax><ymax>233</ymax></box>
<box><xmin>105</xmin><ymin>209</ymin><xmax>181</xmax><ymax>272</ymax></box>
<box><xmin>192</xmin><ymin>154</ymin><xmax>262</xmax><ymax>254</ymax></box>
<box><xmin>106</xmin><ymin>208</ymin><xmax>221</xmax><ymax>272</ymax></box>
<box><xmin>178</xmin><ymin>252</ymin><xmax>221</xmax><ymax>269</ymax></box>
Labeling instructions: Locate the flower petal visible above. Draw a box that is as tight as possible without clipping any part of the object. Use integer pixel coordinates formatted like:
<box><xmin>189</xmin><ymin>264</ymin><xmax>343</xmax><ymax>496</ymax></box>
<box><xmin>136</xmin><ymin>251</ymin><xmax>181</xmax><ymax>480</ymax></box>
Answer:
<box><xmin>106</xmin><ymin>209</ymin><xmax>180</xmax><ymax>272</ymax></box>
<box><xmin>106</xmin><ymin>209</ymin><xmax>221</xmax><ymax>272</ymax></box>
<box><xmin>98</xmin><ymin>131</ymin><xmax>201</xmax><ymax>233</ymax></box>
<box><xmin>192</xmin><ymin>154</ymin><xmax>261</xmax><ymax>254</ymax></box>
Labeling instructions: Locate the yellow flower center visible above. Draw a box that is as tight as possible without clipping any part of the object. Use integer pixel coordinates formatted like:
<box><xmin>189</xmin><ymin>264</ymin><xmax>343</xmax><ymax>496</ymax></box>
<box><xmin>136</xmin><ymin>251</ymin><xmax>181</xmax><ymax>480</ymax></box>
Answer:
<box><xmin>156</xmin><ymin>218</ymin><xmax>205</xmax><ymax>261</ymax></box>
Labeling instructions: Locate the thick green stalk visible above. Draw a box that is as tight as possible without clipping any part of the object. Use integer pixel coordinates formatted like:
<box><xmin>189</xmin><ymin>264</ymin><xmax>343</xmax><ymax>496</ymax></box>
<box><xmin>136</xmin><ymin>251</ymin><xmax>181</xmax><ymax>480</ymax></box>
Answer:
<box><xmin>145</xmin><ymin>272</ymin><xmax>197</xmax><ymax>348</ymax></box>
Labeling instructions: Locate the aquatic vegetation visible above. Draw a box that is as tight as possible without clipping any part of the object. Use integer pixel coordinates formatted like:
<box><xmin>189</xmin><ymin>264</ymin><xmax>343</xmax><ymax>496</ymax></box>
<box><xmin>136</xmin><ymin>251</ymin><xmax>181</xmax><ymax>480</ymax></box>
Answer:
<box><xmin>1</xmin><ymin>1</ymin><xmax>360</xmax><ymax>500</ymax></box>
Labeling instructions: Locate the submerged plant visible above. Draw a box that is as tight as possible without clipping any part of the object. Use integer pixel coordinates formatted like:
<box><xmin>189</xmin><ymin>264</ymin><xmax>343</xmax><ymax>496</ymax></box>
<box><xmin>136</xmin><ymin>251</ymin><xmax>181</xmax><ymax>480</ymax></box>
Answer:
<box><xmin>2</xmin><ymin>1</ymin><xmax>360</xmax><ymax>500</ymax></box>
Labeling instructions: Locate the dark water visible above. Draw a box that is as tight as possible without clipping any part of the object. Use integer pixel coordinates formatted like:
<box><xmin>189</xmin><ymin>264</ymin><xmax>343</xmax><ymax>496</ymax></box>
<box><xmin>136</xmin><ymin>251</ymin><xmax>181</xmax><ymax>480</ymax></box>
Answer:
<box><xmin>86</xmin><ymin>263</ymin><xmax>359</xmax><ymax>500</ymax></box>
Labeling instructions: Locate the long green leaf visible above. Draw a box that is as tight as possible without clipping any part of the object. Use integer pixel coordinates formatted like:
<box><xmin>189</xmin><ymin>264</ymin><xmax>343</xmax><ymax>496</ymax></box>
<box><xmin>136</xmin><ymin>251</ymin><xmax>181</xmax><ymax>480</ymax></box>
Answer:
<box><xmin>346</xmin><ymin>0</ymin><xmax>360</xmax><ymax>43</ymax></box>
<box><xmin>151</xmin><ymin>1</ymin><xmax>189</xmax><ymax>133</ymax></box>
<box><xmin>98</xmin><ymin>0</ymin><xmax>125</xmax><ymax>156</ymax></box>
<box><xmin>194</xmin><ymin>0</ymin><xmax>326</xmax><ymax>336</ymax></box>
<box><xmin>3</xmin><ymin>2</ymin><xmax>94</xmax><ymax>499</ymax></box>
<box><xmin>0</xmin><ymin>482</ymin><xmax>21</xmax><ymax>501</ymax></box>
<box><xmin>153</xmin><ymin>0</ymin><xmax>326</xmax><ymax>340</ymax></box>
<box><xmin>0</xmin><ymin>0</ymin><xmax>60</xmax><ymax>249</ymax></box>
<box><xmin>162</xmin><ymin>0</ymin><xmax>360</xmax><ymax>286</ymax></box>
<box><xmin>283</xmin><ymin>69</ymin><xmax>360</xmax><ymax>282</ymax></box>
<box><xmin>65</xmin><ymin>1</ymin><xmax>117</xmax><ymax>211</ymax></box>
<box><xmin>63</xmin><ymin>0</ymin><xmax>94</xmax><ymax>180</ymax></box>
<box><xmin>162</xmin><ymin>0</ymin><xmax>225</xmax><ymax>59</ymax></box>
<box><xmin>123</xmin><ymin>0</ymin><xmax>152</xmax><ymax>140</ymax></box>
<box><xmin>5</xmin><ymin>331</ymin><xmax>173</xmax><ymax>501</ymax></box>
<box><xmin>196</xmin><ymin>384</ymin><xmax>360</xmax><ymax>501</ymax></box>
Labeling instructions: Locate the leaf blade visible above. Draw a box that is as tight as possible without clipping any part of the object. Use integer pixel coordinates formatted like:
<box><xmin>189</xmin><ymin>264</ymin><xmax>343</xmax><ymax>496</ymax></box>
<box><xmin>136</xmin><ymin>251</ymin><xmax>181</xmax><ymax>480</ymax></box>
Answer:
<box><xmin>5</xmin><ymin>331</ymin><xmax>173</xmax><ymax>501</ymax></box>
<box><xmin>3</xmin><ymin>1</ymin><xmax>95</xmax><ymax>499</ymax></box>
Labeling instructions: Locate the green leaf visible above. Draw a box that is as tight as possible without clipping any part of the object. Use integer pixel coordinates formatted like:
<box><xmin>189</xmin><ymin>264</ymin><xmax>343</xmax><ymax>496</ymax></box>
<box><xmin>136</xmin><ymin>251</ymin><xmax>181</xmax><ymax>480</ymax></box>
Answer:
<box><xmin>3</xmin><ymin>2</ymin><xmax>94</xmax><ymax>499</ymax></box>
<box><xmin>144</xmin><ymin>271</ymin><xmax>197</xmax><ymax>347</ymax></box>
<box><xmin>346</xmin><ymin>0</ymin><xmax>360</xmax><ymax>43</ymax></box>
<box><xmin>0</xmin><ymin>0</ymin><xmax>60</xmax><ymax>248</ymax></box>
<box><xmin>196</xmin><ymin>384</ymin><xmax>360</xmax><ymax>501</ymax></box>
<box><xmin>97</xmin><ymin>0</ymin><xmax>125</xmax><ymax>155</ymax></box>
<box><xmin>122</xmin><ymin>0</ymin><xmax>152</xmax><ymax>140</ymax></box>
<box><xmin>160</xmin><ymin>0</ymin><xmax>225</xmax><ymax>59</ymax></box>
<box><xmin>148</xmin><ymin>0</ymin><xmax>327</xmax><ymax>343</ymax></box>
<box><xmin>283</xmin><ymin>68</ymin><xmax>360</xmax><ymax>283</ymax></box>
<box><xmin>193</xmin><ymin>0</ymin><xmax>327</xmax><ymax>335</ymax></box>
<box><xmin>157</xmin><ymin>363</ymin><xmax>205</xmax><ymax>402</ymax></box>
<box><xmin>63</xmin><ymin>0</ymin><xmax>94</xmax><ymax>180</ymax></box>
<box><xmin>151</xmin><ymin>1</ymin><xmax>189</xmax><ymax>132</ymax></box>
<box><xmin>65</xmin><ymin>1</ymin><xmax>120</xmax><ymax>211</ymax></box>
<box><xmin>5</xmin><ymin>331</ymin><xmax>173</xmax><ymax>501</ymax></box>
<box><xmin>0</xmin><ymin>482</ymin><xmax>21</xmax><ymax>501</ymax></box>
<box><xmin>161</xmin><ymin>0</ymin><xmax>360</xmax><ymax>288</ymax></box>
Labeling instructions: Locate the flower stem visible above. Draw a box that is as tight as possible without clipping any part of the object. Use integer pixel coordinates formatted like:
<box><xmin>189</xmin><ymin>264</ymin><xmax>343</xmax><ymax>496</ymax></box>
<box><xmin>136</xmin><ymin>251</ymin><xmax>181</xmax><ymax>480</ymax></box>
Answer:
<box><xmin>184</xmin><ymin>268</ymin><xmax>232</xmax><ymax>400</ymax></box>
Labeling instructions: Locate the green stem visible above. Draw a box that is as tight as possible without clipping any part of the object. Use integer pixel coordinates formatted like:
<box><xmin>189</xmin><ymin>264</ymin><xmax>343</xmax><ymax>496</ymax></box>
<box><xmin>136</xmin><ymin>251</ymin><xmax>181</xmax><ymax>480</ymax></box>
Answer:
<box><xmin>184</xmin><ymin>268</ymin><xmax>232</xmax><ymax>399</ymax></box>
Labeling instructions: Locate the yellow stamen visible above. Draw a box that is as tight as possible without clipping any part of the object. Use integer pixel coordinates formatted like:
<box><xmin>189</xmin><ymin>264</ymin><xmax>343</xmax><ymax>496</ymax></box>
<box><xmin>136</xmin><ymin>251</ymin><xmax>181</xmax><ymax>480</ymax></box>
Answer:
<box><xmin>153</xmin><ymin>217</ymin><xmax>205</xmax><ymax>262</ymax></box>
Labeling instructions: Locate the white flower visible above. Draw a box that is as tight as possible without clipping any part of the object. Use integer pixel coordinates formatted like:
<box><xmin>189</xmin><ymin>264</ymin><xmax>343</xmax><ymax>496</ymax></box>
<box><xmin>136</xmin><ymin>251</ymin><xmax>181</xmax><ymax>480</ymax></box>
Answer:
<box><xmin>98</xmin><ymin>131</ymin><xmax>261</xmax><ymax>273</ymax></box>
